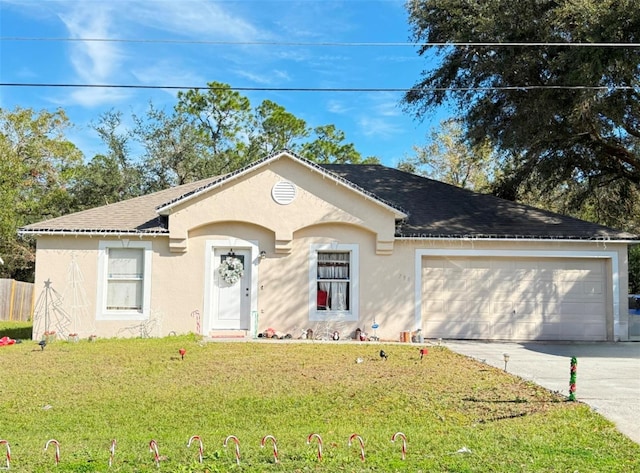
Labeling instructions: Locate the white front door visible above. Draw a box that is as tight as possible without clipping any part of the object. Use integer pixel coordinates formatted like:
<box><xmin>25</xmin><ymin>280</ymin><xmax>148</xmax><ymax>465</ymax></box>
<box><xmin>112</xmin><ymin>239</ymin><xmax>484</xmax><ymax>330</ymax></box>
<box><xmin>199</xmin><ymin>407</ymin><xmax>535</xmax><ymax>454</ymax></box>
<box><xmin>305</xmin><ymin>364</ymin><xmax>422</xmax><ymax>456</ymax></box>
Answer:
<box><xmin>212</xmin><ymin>248</ymin><xmax>251</xmax><ymax>330</ymax></box>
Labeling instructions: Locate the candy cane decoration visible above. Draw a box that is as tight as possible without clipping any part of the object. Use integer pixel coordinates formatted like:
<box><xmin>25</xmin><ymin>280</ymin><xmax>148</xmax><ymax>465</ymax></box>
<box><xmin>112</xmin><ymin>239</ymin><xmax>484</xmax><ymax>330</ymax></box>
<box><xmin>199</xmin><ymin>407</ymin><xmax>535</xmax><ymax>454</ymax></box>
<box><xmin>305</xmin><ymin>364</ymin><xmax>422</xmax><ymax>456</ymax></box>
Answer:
<box><xmin>0</xmin><ymin>439</ymin><xmax>10</xmax><ymax>469</ymax></box>
<box><xmin>108</xmin><ymin>439</ymin><xmax>116</xmax><ymax>467</ymax></box>
<box><xmin>44</xmin><ymin>439</ymin><xmax>60</xmax><ymax>465</ymax></box>
<box><xmin>348</xmin><ymin>434</ymin><xmax>365</xmax><ymax>462</ymax></box>
<box><xmin>223</xmin><ymin>435</ymin><xmax>240</xmax><ymax>465</ymax></box>
<box><xmin>306</xmin><ymin>433</ymin><xmax>323</xmax><ymax>461</ymax></box>
<box><xmin>391</xmin><ymin>432</ymin><xmax>407</xmax><ymax>460</ymax></box>
<box><xmin>187</xmin><ymin>435</ymin><xmax>204</xmax><ymax>464</ymax></box>
<box><xmin>260</xmin><ymin>435</ymin><xmax>279</xmax><ymax>463</ymax></box>
<box><xmin>191</xmin><ymin>309</ymin><xmax>201</xmax><ymax>334</ymax></box>
<box><xmin>149</xmin><ymin>439</ymin><xmax>160</xmax><ymax>468</ymax></box>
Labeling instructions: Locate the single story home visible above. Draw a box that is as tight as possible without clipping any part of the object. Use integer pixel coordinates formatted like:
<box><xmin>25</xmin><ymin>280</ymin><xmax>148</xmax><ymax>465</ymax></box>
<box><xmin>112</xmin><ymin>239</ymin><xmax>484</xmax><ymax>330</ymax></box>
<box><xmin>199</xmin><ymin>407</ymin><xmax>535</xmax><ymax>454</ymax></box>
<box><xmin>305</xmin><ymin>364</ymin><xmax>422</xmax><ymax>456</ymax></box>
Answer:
<box><xmin>20</xmin><ymin>150</ymin><xmax>639</xmax><ymax>342</ymax></box>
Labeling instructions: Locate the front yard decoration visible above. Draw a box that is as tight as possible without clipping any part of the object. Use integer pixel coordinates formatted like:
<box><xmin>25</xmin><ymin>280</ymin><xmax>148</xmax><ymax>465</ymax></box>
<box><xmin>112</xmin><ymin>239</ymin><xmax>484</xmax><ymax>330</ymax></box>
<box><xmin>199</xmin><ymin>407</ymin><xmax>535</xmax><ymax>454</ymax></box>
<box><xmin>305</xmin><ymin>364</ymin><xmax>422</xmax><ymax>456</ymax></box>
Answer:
<box><xmin>348</xmin><ymin>434</ymin><xmax>365</xmax><ymax>462</ymax></box>
<box><xmin>391</xmin><ymin>432</ymin><xmax>407</xmax><ymax>460</ymax></box>
<box><xmin>188</xmin><ymin>436</ymin><xmax>204</xmax><ymax>464</ymax></box>
<box><xmin>261</xmin><ymin>435</ymin><xmax>279</xmax><ymax>463</ymax></box>
<box><xmin>569</xmin><ymin>357</ymin><xmax>578</xmax><ymax>401</ymax></box>
<box><xmin>224</xmin><ymin>435</ymin><xmax>241</xmax><ymax>465</ymax></box>
<box><xmin>44</xmin><ymin>439</ymin><xmax>60</xmax><ymax>466</ymax></box>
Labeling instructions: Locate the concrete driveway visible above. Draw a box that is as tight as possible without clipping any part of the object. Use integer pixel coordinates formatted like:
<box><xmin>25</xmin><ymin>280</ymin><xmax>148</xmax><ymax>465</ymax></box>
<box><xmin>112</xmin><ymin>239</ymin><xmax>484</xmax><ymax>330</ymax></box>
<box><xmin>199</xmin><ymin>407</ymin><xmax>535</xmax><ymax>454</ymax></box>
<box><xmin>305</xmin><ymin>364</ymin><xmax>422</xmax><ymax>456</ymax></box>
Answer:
<box><xmin>442</xmin><ymin>341</ymin><xmax>640</xmax><ymax>445</ymax></box>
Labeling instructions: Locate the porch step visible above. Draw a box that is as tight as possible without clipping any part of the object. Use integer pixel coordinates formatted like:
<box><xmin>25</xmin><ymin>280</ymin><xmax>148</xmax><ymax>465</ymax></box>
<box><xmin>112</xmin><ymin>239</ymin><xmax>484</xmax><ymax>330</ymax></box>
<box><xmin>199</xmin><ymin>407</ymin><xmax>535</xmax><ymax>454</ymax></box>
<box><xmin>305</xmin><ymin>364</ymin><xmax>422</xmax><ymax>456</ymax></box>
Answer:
<box><xmin>208</xmin><ymin>330</ymin><xmax>249</xmax><ymax>339</ymax></box>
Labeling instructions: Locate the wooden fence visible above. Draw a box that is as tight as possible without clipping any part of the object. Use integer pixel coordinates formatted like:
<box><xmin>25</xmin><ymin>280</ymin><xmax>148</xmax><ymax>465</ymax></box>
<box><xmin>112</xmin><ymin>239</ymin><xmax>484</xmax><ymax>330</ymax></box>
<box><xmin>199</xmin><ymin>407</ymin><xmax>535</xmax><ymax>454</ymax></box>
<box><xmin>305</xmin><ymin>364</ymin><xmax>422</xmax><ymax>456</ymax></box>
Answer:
<box><xmin>0</xmin><ymin>279</ymin><xmax>35</xmax><ymax>322</ymax></box>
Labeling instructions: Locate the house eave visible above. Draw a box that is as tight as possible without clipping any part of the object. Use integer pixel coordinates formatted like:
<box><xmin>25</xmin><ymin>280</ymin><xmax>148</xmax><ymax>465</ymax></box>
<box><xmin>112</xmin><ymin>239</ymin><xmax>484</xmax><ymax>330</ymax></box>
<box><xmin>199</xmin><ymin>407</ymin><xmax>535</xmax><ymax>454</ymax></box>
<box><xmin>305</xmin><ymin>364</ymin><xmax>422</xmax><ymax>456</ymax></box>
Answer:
<box><xmin>396</xmin><ymin>234</ymin><xmax>638</xmax><ymax>243</ymax></box>
<box><xmin>18</xmin><ymin>228</ymin><xmax>168</xmax><ymax>237</ymax></box>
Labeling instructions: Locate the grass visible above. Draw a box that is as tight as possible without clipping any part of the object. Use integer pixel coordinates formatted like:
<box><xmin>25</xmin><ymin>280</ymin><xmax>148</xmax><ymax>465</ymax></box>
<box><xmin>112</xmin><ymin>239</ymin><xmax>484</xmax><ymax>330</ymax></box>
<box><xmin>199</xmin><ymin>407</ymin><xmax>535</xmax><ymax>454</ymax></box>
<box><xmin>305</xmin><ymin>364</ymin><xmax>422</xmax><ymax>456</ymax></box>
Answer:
<box><xmin>0</xmin><ymin>320</ymin><xmax>32</xmax><ymax>340</ymax></box>
<box><xmin>0</xmin><ymin>331</ymin><xmax>638</xmax><ymax>472</ymax></box>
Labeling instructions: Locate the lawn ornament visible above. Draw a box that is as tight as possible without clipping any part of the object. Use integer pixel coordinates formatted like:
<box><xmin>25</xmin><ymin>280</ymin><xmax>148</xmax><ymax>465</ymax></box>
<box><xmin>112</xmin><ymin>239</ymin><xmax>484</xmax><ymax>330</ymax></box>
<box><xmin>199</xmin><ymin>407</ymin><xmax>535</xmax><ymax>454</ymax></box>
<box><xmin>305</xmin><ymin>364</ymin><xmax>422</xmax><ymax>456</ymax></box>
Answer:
<box><xmin>261</xmin><ymin>435</ymin><xmax>279</xmax><ymax>463</ymax></box>
<box><xmin>187</xmin><ymin>436</ymin><xmax>203</xmax><ymax>463</ymax></box>
<box><xmin>44</xmin><ymin>439</ymin><xmax>60</xmax><ymax>465</ymax></box>
<box><xmin>306</xmin><ymin>433</ymin><xmax>323</xmax><ymax>461</ymax></box>
<box><xmin>391</xmin><ymin>432</ymin><xmax>407</xmax><ymax>460</ymax></box>
<box><xmin>179</xmin><ymin>348</ymin><xmax>186</xmax><ymax>360</ymax></box>
<box><xmin>569</xmin><ymin>357</ymin><xmax>578</xmax><ymax>401</ymax></box>
<box><xmin>348</xmin><ymin>434</ymin><xmax>365</xmax><ymax>461</ymax></box>
<box><xmin>109</xmin><ymin>439</ymin><xmax>116</xmax><ymax>467</ymax></box>
<box><xmin>223</xmin><ymin>435</ymin><xmax>240</xmax><ymax>465</ymax></box>
<box><xmin>149</xmin><ymin>439</ymin><xmax>160</xmax><ymax>467</ymax></box>
<box><xmin>0</xmin><ymin>439</ymin><xmax>10</xmax><ymax>469</ymax></box>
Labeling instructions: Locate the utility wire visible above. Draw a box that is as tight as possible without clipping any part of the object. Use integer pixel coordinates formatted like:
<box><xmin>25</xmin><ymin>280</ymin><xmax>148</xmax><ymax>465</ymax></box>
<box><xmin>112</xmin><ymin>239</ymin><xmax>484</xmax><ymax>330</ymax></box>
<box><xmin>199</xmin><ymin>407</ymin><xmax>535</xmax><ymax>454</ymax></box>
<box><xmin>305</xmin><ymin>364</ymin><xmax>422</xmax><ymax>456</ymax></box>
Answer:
<box><xmin>2</xmin><ymin>37</ymin><xmax>640</xmax><ymax>47</ymax></box>
<box><xmin>1</xmin><ymin>83</ymin><xmax>638</xmax><ymax>92</ymax></box>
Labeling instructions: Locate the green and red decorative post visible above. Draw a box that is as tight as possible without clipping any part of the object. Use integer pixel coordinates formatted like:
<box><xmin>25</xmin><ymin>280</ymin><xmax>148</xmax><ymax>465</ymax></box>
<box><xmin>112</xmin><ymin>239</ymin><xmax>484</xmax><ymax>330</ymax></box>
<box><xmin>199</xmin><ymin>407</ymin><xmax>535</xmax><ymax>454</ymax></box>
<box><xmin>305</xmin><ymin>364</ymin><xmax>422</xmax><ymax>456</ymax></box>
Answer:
<box><xmin>568</xmin><ymin>357</ymin><xmax>577</xmax><ymax>401</ymax></box>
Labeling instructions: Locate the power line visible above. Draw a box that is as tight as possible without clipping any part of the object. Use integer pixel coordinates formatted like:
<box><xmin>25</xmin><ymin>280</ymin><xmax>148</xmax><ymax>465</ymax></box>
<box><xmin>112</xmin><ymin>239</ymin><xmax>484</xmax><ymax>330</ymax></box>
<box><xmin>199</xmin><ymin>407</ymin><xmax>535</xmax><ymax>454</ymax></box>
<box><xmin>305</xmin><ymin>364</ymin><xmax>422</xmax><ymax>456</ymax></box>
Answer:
<box><xmin>2</xmin><ymin>37</ymin><xmax>640</xmax><ymax>48</ymax></box>
<box><xmin>0</xmin><ymin>83</ymin><xmax>638</xmax><ymax>92</ymax></box>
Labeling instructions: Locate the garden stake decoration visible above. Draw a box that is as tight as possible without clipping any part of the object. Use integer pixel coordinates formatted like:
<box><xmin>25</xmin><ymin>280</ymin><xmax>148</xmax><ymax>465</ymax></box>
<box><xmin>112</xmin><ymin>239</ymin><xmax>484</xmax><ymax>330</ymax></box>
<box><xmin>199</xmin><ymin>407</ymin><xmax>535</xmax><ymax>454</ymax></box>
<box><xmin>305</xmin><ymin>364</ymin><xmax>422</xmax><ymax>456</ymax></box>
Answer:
<box><xmin>179</xmin><ymin>348</ymin><xmax>186</xmax><ymax>360</ymax></box>
<box><xmin>224</xmin><ymin>435</ymin><xmax>241</xmax><ymax>465</ymax></box>
<box><xmin>0</xmin><ymin>439</ymin><xmax>10</xmax><ymax>469</ymax></box>
<box><xmin>391</xmin><ymin>432</ymin><xmax>407</xmax><ymax>460</ymax></box>
<box><xmin>44</xmin><ymin>439</ymin><xmax>60</xmax><ymax>466</ymax></box>
<box><xmin>348</xmin><ymin>434</ymin><xmax>365</xmax><ymax>462</ymax></box>
<box><xmin>569</xmin><ymin>356</ymin><xmax>578</xmax><ymax>401</ymax></box>
<box><xmin>187</xmin><ymin>436</ymin><xmax>204</xmax><ymax>464</ymax></box>
<box><xmin>149</xmin><ymin>439</ymin><xmax>160</xmax><ymax>468</ymax></box>
<box><xmin>109</xmin><ymin>439</ymin><xmax>116</xmax><ymax>468</ymax></box>
<box><xmin>261</xmin><ymin>435</ymin><xmax>279</xmax><ymax>463</ymax></box>
<box><xmin>306</xmin><ymin>433</ymin><xmax>323</xmax><ymax>461</ymax></box>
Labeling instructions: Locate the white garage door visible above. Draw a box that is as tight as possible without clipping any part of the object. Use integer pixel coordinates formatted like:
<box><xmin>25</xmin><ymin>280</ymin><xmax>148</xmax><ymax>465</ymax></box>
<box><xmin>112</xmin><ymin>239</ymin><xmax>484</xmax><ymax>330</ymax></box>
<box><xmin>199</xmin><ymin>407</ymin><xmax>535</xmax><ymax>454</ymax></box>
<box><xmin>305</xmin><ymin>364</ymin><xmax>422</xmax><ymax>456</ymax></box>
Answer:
<box><xmin>421</xmin><ymin>257</ymin><xmax>607</xmax><ymax>341</ymax></box>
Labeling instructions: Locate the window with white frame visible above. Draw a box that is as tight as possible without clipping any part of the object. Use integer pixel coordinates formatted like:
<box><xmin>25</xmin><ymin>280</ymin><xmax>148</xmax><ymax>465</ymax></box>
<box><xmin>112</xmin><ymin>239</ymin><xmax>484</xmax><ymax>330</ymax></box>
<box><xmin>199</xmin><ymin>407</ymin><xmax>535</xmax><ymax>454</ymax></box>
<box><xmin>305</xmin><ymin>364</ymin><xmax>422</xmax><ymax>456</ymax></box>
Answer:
<box><xmin>309</xmin><ymin>244</ymin><xmax>358</xmax><ymax>321</ymax></box>
<box><xmin>97</xmin><ymin>240</ymin><xmax>152</xmax><ymax>319</ymax></box>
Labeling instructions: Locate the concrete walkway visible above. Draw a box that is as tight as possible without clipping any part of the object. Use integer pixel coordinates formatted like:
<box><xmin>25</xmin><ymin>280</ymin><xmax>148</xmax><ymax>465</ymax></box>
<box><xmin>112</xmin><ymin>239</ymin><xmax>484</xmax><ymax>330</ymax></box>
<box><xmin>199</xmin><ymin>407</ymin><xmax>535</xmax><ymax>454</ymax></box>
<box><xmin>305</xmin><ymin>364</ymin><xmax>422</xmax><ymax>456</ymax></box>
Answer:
<box><xmin>442</xmin><ymin>341</ymin><xmax>640</xmax><ymax>444</ymax></box>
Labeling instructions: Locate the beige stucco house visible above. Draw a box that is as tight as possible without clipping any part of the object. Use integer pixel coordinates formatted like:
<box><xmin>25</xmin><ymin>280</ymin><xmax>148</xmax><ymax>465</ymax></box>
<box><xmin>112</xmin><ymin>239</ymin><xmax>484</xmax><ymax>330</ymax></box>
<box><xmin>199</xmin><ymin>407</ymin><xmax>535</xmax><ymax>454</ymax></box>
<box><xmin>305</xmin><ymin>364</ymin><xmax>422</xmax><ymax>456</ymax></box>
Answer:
<box><xmin>20</xmin><ymin>150</ymin><xmax>639</xmax><ymax>342</ymax></box>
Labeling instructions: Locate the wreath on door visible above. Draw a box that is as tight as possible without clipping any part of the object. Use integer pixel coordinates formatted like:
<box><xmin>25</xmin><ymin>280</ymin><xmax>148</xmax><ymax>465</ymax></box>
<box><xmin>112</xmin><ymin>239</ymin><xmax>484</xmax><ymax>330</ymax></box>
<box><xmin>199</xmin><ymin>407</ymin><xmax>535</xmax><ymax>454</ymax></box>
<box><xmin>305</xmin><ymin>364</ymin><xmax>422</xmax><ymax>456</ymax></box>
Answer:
<box><xmin>219</xmin><ymin>256</ymin><xmax>244</xmax><ymax>285</ymax></box>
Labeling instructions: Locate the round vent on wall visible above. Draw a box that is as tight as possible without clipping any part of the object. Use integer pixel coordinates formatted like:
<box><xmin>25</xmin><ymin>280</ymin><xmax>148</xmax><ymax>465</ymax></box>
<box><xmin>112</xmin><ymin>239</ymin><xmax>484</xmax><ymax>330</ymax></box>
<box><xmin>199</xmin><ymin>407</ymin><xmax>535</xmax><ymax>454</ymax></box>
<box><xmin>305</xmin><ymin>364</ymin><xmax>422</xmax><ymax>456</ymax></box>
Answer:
<box><xmin>271</xmin><ymin>181</ymin><xmax>297</xmax><ymax>205</ymax></box>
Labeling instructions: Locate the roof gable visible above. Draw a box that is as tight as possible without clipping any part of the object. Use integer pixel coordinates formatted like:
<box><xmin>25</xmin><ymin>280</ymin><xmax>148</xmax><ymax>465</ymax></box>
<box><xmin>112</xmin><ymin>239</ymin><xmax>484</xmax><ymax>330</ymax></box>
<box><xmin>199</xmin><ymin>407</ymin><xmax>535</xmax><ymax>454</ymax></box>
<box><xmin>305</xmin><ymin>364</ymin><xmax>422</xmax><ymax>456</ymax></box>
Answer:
<box><xmin>155</xmin><ymin>150</ymin><xmax>406</xmax><ymax>218</ymax></box>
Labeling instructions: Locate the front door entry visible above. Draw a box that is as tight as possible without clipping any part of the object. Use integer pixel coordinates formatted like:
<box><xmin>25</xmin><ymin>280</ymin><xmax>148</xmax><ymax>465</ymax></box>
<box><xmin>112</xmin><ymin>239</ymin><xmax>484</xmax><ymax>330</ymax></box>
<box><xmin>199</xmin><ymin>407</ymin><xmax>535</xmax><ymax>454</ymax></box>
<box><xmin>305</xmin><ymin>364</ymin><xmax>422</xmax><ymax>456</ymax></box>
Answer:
<box><xmin>212</xmin><ymin>248</ymin><xmax>251</xmax><ymax>330</ymax></box>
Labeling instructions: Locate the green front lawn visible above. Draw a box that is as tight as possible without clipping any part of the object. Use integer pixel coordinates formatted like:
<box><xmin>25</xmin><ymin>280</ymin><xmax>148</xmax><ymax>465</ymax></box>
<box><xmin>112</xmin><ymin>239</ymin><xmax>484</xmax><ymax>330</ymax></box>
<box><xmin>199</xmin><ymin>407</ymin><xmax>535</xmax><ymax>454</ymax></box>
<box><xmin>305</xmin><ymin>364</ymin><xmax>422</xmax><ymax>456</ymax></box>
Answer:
<box><xmin>0</xmin><ymin>333</ymin><xmax>637</xmax><ymax>472</ymax></box>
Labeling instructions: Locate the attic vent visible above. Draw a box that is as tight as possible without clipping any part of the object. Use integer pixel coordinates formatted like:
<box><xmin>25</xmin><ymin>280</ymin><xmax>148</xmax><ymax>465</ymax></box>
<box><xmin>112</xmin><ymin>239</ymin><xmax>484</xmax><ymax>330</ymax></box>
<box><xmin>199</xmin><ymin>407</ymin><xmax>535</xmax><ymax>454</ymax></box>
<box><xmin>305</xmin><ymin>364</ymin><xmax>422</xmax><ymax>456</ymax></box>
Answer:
<box><xmin>272</xmin><ymin>181</ymin><xmax>297</xmax><ymax>205</ymax></box>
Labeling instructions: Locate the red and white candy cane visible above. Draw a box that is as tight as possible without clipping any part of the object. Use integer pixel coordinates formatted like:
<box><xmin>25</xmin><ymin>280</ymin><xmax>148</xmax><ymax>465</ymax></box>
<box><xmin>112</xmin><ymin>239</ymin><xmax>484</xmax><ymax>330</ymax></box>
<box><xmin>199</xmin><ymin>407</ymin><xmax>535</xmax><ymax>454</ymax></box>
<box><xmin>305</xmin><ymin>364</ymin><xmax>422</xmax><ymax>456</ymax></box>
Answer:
<box><xmin>149</xmin><ymin>439</ymin><xmax>160</xmax><ymax>467</ymax></box>
<box><xmin>391</xmin><ymin>432</ymin><xmax>407</xmax><ymax>460</ymax></box>
<box><xmin>44</xmin><ymin>439</ymin><xmax>60</xmax><ymax>465</ymax></box>
<box><xmin>223</xmin><ymin>435</ymin><xmax>240</xmax><ymax>465</ymax></box>
<box><xmin>109</xmin><ymin>439</ymin><xmax>116</xmax><ymax>467</ymax></box>
<box><xmin>0</xmin><ymin>439</ymin><xmax>10</xmax><ymax>469</ymax></box>
<box><xmin>191</xmin><ymin>309</ymin><xmax>201</xmax><ymax>334</ymax></box>
<box><xmin>188</xmin><ymin>435</ymin><xmax>204</xmax><ymax>464</ymax></box>
<box><xmin>348</xmin><ymin>434</ymin><xmax>365</xmax><ymax>462</ymax></box>
<box><xmin>261</xmin><ymin>435</ymin><xmax>279</xmax><ymax>463</ymax></box>
<box><xmin>306</xmin><ymin>433</ymin><xmax>323</xmax><ymax>461</ymax></box>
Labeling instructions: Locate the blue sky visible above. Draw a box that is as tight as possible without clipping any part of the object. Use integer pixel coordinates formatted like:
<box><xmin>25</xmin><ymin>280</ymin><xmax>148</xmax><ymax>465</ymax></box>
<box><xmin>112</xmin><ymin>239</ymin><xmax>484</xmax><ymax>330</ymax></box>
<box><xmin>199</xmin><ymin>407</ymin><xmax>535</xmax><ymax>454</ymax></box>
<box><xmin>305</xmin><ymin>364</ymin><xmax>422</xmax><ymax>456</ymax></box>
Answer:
<box><xmin>0</xmin><ymin>0</ymin><xmax>448</xmax><ymax>167</ymax></box>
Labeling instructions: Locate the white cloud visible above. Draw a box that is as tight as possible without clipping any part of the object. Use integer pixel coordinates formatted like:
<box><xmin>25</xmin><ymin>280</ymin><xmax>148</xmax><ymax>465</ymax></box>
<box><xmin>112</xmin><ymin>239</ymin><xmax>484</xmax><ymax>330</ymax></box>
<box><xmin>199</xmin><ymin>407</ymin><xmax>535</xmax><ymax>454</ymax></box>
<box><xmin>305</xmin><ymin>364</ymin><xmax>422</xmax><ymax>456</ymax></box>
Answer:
<box><xmin>358</xmin><ymin>116</ymin><xmax>403</xmax><ymax>138</ymax></box>
<box><xmin>125</xmin><ymin>1</ymin><xmax>264</xmax><ymax>41</ymax></box>
<box><xmin>327</xmin><ymin>100</ymin><xmax>350</xmax><ymax>114</ymax></box>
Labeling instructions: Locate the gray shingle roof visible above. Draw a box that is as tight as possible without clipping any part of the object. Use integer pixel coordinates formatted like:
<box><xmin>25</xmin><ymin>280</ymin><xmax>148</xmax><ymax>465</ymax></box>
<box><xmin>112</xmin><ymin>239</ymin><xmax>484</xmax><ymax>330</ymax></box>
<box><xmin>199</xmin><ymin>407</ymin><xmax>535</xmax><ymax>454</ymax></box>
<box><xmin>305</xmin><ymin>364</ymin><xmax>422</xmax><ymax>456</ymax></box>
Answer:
<box><xmin>19</xmin><ymin>176</ymin><xmax>220</xmax><ymax>234</ymax></box>
<box><xmin>321</xmin><ymin>164</ymin><xmax>637</xmax><ymax>240</ymax></box>
<box><xmin>19</xmin><ymin>154</ymin><xmax>638</xmax><ymax>241</ymax></box>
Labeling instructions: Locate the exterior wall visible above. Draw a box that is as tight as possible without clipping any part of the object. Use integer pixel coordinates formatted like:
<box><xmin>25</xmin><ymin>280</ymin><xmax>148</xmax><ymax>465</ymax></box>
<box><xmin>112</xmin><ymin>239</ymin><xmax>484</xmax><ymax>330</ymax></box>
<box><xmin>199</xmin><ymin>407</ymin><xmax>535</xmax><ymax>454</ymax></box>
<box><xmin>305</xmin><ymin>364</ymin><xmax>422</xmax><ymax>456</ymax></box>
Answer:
<box><xmin>31</xmin><ymin>233</ymin><xmax>631</xmax><ymax>342</ymax></box>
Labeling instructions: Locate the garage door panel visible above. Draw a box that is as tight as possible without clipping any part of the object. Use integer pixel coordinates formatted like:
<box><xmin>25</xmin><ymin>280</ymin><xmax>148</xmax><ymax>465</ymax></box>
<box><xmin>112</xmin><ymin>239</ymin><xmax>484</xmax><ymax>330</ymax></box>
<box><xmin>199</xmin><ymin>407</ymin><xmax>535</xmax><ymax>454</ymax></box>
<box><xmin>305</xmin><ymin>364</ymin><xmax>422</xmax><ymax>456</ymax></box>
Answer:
<box><xmin>422</xmin><ymin>256</ymin><xmax>607</xmax><ymax>341</ymax></box>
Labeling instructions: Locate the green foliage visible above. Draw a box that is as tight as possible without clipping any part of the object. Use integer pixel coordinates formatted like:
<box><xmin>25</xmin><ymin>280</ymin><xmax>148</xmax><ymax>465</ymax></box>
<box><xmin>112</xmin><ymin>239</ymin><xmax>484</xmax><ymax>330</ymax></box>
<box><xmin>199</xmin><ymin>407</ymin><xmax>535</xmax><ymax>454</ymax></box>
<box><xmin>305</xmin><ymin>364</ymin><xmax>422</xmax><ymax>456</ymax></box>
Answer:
<box><xmin>404</xmin><ymin>0</ymin><xmax>640</xmax><ymax>223</ymax></box>
<box><xmin>0</xmin><ymin>337</ymin><xmax>637</xmax><ymax>472</ymax></box>
<box><xmin>0</xmin><ymin>107</ymin><xmax>83</xmax><ymax>280</ymax></box>
<box><xmin>400</xmin><ymin>119</ymin><xmax>496</xmax><ymax>191</ymax></box>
